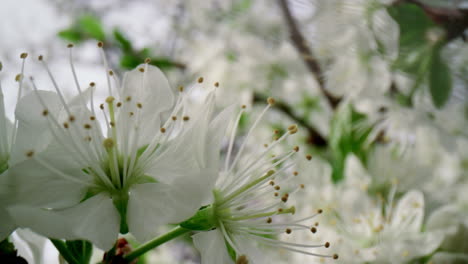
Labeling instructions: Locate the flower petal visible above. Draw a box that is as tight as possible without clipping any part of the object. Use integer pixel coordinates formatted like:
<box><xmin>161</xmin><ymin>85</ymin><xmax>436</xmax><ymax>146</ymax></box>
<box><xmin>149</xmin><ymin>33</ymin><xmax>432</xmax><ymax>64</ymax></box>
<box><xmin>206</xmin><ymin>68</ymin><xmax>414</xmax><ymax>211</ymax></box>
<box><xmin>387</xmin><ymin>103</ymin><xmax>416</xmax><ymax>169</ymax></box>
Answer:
<box><xmin>390</xmin><ymin>190</ymin><xmax>424</xmax><ymax>233</ymax></box>
<box><xmin>193</xmin><ymin>230</ymin><xmax>233</xmax><ymax>264</ymax></box>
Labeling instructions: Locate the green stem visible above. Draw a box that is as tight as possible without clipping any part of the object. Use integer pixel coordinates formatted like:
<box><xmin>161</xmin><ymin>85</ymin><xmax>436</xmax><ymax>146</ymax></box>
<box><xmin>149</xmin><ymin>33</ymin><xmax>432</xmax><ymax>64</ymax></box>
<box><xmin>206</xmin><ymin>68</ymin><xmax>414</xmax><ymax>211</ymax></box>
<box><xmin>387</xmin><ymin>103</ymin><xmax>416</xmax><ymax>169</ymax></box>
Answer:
<box><xmin>124</xmin><ymin>226</ymin><xmax>190</xmax><ymax>262</ymax></box>
<box><xmin>50</xmin><ymin>239</ymin><xmax>79</xmax><ymax>264</ymax></box>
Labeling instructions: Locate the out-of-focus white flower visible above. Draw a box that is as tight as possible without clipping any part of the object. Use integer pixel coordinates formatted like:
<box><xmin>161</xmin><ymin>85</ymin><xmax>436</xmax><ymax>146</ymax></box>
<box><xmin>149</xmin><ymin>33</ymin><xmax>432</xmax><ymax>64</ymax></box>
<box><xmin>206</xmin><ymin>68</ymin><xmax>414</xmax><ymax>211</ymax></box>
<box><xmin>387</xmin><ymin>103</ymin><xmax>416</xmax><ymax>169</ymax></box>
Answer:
<box><xmin>10</xmin><ymin>229</ymin><xmax>59</xmax><ymax>264</ymax></box>
<box><xmin>6</xmin><ymin>45</ymin><xmax>219</xmax><ymax>250</ymax></box>
<box><xmin>192</xmin><ymin>100</ymin><xmax>337</xmax><ymax>264</ymax></box>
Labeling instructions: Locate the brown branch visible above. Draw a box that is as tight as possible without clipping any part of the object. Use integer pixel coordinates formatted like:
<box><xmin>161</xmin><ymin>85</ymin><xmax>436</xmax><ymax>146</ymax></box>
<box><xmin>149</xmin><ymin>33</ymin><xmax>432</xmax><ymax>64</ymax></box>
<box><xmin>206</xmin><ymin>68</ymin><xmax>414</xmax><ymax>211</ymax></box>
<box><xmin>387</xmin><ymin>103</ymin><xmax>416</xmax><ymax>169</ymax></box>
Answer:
<box><xmin>253</xmin><ymin>93</ymin><xmax>327</xmax><ymax>147</ymax></box>
<box><xmin>277</xmin><ymin>0</ymin><xmax>341</xmax><ymax>109</ymax></box>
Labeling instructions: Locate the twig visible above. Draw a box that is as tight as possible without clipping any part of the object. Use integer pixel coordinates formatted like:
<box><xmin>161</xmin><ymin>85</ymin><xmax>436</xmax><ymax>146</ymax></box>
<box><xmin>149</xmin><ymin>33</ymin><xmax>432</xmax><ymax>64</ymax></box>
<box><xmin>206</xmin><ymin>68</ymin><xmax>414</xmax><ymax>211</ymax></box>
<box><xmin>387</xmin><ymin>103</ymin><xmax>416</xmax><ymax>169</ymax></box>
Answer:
<box><xmin>277</xmin><ymin>0</ymin><xmax>341</xmax><ymax>109</ymax></box>
<box><xmin>253</xmin><ymin>93</ymin><xmax>327</xmax><ymax>147</ymax></box>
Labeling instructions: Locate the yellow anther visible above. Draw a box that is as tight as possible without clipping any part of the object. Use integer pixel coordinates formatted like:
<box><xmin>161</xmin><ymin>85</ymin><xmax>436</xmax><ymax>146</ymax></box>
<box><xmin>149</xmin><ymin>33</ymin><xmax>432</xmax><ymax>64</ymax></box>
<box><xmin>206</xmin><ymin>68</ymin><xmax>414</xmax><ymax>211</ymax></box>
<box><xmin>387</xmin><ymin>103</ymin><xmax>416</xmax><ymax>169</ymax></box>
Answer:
<box><xmin>103</xmin><ymin>138</ymin><xmax>115</xmax><ymax>150</ymax></box>
<box><xmin>20</xmin><ymin>53</ymin><xmax>28</xmax><ymax>59</ymax></box>
<box><xmin>25</xmin><ymin>150</ymin><xmax>34</xmax><ymax>157</ymax></box>
<box><xmin>198</xmin><ymin>77</ymin><xmax>204</xmax><ymax>83</ymax></box>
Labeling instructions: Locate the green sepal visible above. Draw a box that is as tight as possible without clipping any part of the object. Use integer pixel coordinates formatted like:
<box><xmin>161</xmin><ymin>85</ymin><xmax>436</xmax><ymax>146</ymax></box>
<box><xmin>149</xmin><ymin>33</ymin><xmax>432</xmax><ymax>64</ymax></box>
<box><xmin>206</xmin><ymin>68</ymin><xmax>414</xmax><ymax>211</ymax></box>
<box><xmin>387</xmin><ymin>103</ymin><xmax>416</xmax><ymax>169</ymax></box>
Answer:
<box><xmin>179</xmin><ymin>205</ymin><xmax>216</xmax><ymax>231</ymax></box>
<box><xmin>0</xmin><ymin>161</ymin><xmax>8</xmax><ymax>174</ymax></box>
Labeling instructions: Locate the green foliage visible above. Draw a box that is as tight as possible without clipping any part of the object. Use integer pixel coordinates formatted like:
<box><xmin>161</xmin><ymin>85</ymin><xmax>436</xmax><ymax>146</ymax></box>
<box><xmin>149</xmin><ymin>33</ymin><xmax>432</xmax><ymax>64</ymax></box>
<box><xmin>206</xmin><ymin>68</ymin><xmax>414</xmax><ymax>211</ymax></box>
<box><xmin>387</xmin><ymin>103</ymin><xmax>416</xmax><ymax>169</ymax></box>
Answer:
<box><xmin>65</xmin><ymin>240</ymin><xmax>93</xmax><ymax>264</ymax></box>
<box><xmin>179</xmin><ymin>205</ymin><xmax>216</xmax><ymax>231</ymax></box>
<box><xmin>387</xmin><ymin>3</ymin><xmax>452</xmax><ymax>108</ymax></box>
<box><xmin>58</xmin><ymin>14</ymin><xmax>105</xmax><ymax>43</ymax></box>
<box><xmin>329</xmin><ymin>104</ymin><xmax>372</xmax><ymax>182</ymax></box>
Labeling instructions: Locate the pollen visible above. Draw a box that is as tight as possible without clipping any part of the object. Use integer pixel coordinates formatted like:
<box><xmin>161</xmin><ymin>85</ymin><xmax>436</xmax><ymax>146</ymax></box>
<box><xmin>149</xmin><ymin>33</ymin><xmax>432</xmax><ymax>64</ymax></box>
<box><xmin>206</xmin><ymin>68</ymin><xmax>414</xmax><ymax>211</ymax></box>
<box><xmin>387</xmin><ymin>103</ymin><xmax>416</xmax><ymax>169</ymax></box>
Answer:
<box><xmin>269</xmin><ymin>180</ymin><xmax>275</xmax><ymax>186</ymax></box>
<box><xmin>90</xmin><ymin>116</ymin><xmax>96</xmax><ymax>121</ymax></box>
<box><xmin>281</xmin><ymin>195</ymin><xmax>288</xmax><ymax>203</ymax></box>
<box><xmin>293</xmin><ymin>146</ymin><xmax>299</xmax><ymax>152</ymax></box>
<box><xmin>25</xmin><ymin>150</ymin><xmax>34</xmax><ymax>157</ymax></box>
<box><xmin>266</xmin><ymin>217</ymin><xmax>272</xmax><ymax>223</ymax></box>
<box><xmin>67</xmin><ymin>44</ymin><xmax>74</xmax><ymax>48</ymax></box>
<box><xmin>110</xmin><ymin>121</ymin><xmax>115</xmax><ymax>127</ymax></box>
<box><xmin>311</xmin><ymin>227</ymin><xmax>317</xmax><ymax>233</ymax></box>
<box><xmin>137</xmin><ymin>103</ymin><xmax>142</xmax><ymax>108</ymax></box>
<box><xmin>84</xmin><ymin>124</ymin><xmax>92</xmax><ymax>129</ymax></box>
<box><xmin>267</xmin><ymin>97</ymin><xmax>276</xmax><ymax>105</ymax></box>
<box><xmin>178</xmin><ymin>86</ymin><xmax>184</xmax><ymax>92</ymax></box>
<box><xmin>116</xmin><ymin>102</ymin><xmax>122</xmax><ymax>107</ymax></box>
<box><xmin>274</xmin><ymin>192</ymin><xmax>279</xmax><ymax>197</ymax></box>
<box><xmin>20</xmin><ymin>52</ymin><xmax>28</xmax><ymax>59</ymax></box>
<box><xmin>109</xmin><ymin>70</ymin><xmax>114</xmax><ymax>76</ymax></box>
<box><xmin>138</xmin><ymin>68</ymin><xmax>145</xmax><ymax>73</ymax></box>
<box><xmin>236</xmin><ymin>255</ymin><xmax>248</xmax><ymax>264</ymax></box>
<box><xmin>42</xmin><ymin>109</ymin><xmax>49</xmax><ymax>116</ymax></box>
<box><xmin>306</xmin><ymin>154</ymin><xmax>312</xmax><ymax>160</ymax></box>
<box><xmin>293</xmin><ymin>171</ymin><xmax>299</xmax><ymax>176</ymax></box>
<box><xmin>285</xmin><ymin>228</ymin><xmax>292</xmax><ymax>234</ymax></box>
<box><xmin>69</xmin><ymin>115</ymin><xmax>76</xmax><ymax>122</ymax></box>
<box><xmin>90</xmin><ymin>82</ymin><xmax>96</xmax><ymax>87</ymax></box>
<box><xmin>333</xmin><ymin>254</ymin><xmax>339</xmax><ymax>260</ymax></box>
<box><xmin>63</xmin><ymin>122</ymin><xmax>69</xmax><ymax>129</ymax></box>
<box><xmin>317</xmin><ymin>209</ymin><xmax>323</xmax><ymax>214</ymax></box>
<box><xmin>126</xmin><ymin>96</ymin><xmax>132</xmax><ymax>102</ymax></box>
<box><xmin>100</xmin><ymin>104</ymin><xmax>104</xmax><ymax>110</ymax></box>
<box><xmin>274</xmin><ymin>185</ymin><xmax>281</xmax><ymax>190</ymax></box>
<box><xmin>38</xmin><ymin>55</ymin><xmax>43</xmax><ymax>61</ymax></box>
<box><xmin>144</xmin><ymin>58</ymin><xmax>151</xmax><ymax>63</ymax></box>
<box><xmin>300</xmin><ymin>184</ymin><xmax>305</xmax><ymax>189</ymax></box>
<box><xmin>325</xmin><ymin>242</ymin><xmax>330</xmax><ymax>248</ymax></box>
<box><xmin>183</xmin><ymin>116</ymin><xmax>190</xmax><ymax>121</ymax></box>
<box><xmin>171</xmin><ymin>116</ymin><xmax>177</xmax><ymax>121</ymax></box>
<box><xmin>97</xmin><ymin>41</ymin><xmax>104</xmax><ymax>48</ymax></box>
<box><xmin>160</xmin><ymin>127</ymin><xmax>166</xmax><ymax>133</ymax></box>
<box><xmin>214</xmin><ymin>82</ymin><xmax>219</xmax><ymax>87</ymax></box>
<box><xmin>278</xmin><ymin>208</ymin><xmax>283</xmax><ymax>213</ymax></box>
<box><xmin>288</xmin><ymin>125</ymin><xmax>298</xmax><ymax>134</ymax></box>
<box><xmin>198</xmin><ymin>77</ymin><xmax>204</xmax><ymax>83</ymax></box>
<box><xmin>15</xmin><ymin>74</ymin><xmax>22</xmax><ymax>82</ymax></box>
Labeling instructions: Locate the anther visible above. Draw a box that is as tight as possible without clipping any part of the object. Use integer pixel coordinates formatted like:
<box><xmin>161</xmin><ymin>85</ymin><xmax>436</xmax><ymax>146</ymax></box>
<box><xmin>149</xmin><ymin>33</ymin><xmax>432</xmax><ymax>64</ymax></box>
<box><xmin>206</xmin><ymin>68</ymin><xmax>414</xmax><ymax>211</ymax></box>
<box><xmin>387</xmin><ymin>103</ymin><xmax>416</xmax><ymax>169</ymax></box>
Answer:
<box><xmin>264</xmin><ymin>144</ymin><xmax>268</xmax><ymax>147</ymax></box>
<box><xmin>84</xmin><ymin>136</ymin><xmax>92</xmax><ymax>142</ymax></box>
<box><xmin>171</xmin><ymin>116</ymin><xmax>177</xmax><ymax>121</ymax></box>
<box><xmin>293</xmin><ymin>171</ymin><xmax>299</xmax><ymax>176</ymax></box>
<box><xmin>69</xmin><ymin>115</ymin><xmax>76</xmax><ymax>122</ymax></box>
<box><xmin>178</xmin><ymin>86</ymin><xmax>184</xmax><ymax>92</ymax></box>
<box><xmin>137</xmin><ymin>103</ymin><xmax>142</xmax><ymax>108</ymax></box>
<box><xmin>160</xmin><ymin>127</ymin><xmax>166</xmax><ymax>133</ymax></box>
<box><xmin>300</xmin><ymin>184</ymin><xmax>305</xmax><ymax>189</ymax></box>
<box><xmin>63</xmin><ymin>122</ymin><xmax>69</xmax><ymax>129</ymax></box>
<box><xmin>42</xmin><ymin>109</ymin><xmax>49</xmax><ymax>116</ymax></box>
<box><xmin>110</xmin><ymin>121</ymin><xmax>115</xmax><ymax>127</ymax></box>
<box><xmin>144</xmin><ymin>58</ymin><xmax>151</xmax><ymax>63</ymax></box>
<box><xmin>333</xmin><ymin>254</ymin><xmax>339</xmax><ymax>260</ymax></box>
<box><xmin>236</xmin><ymin>255</ymin><xmax>248</xmax><ymax>264</ymax></box>
<box><xmin>15</xmin><ymin>74</ymin><xmax>22</xmax><ymax>82</ymax></box>
<box><xmin>317</xmin><ymin>209</ymin><xmax>323</xmax><ymax>214</ymax></box>
<box><xmin>100</xmin><ymin>104</ymin><xmax>104</xmax><ymax>110</ymax></box>
<box><xmin>38</xmin><ymin>55</ymin><xmax>43</xmax><ymax>61</ymax></box>
<box><xmin>198</xmin><ymin>77</ymin><xmax>204</xmax><ymax>83</ymax></box>
<box><xmin>285</xmin><ymin>228</ymin><xmax>292</xmax><ymax>234</ymax></box>
<box><xmin>274</xmin><ymin>185</ymin><xmax>281</xmax><ymax>191</ymax></box>
<box><xmin>90</xmin><ymin>82</ymin><xmax>95</xmax><ymax>87</ymax></box>
<box><xmin>25</xmin><ymin>150</ymin><xmax>34</xmax><ymax>157</ymax></box>
<box><xmin>109</xmin><ymin>70</ymin><xmax>114</xmax><ymax>76</ymax></box>
<box><xmin>267</xmin><ymin>97</ymin><xmax>276</xmax><ymax>105</ymax></box>
<box><xmin>274</xmin><ymin>192</ymin><xmax>279</xmax><ymax>197</ymax></box>
<box><xmin>306</xmin><ymin>154</ymin><xmax>312</xmax><ymax>160</ymax></box>
<box><xmin>311</xmin><ymin>227</ymin><xmax>317</xmax><ymax>233</ymax></box>
<box><xmin>281</xmin><ymin>195</ymin><xmax>288</xmax><ymax>203</ymax></box>
<box><xmin>269</xmin><ymin>181</ymin><xmax>275</xmax><ymax>186</ymax></box>
<box><xmin>266</xmin><ymin>217</ymin><xmax>272</xmax><ymax>223</ymax></box>
<box><xmin>97</xmin><ymin>41</ymin><xmax>104</xmax><ymax>48</ymax></box>
<box><xmin>138</xmin><ymin>68</ymin><xmax>145</xmax><ymax>73</ymax></box>
<box><xmin>273</xmin><ymin>129</ymin><xmax>279</xmax><ymax>134</ymax></box>
<box><xmin>106</xmin><ymin>96</ymin><xmax>115</xmax><ymax>104</ymax></box>
<box><xmin>129</xmin><ymin>112</ymin><xmax>134</xmax><ymax>116</ymax></box>
<box><xmin>126</xmin><ymin>96</ymin><xmax>132</xmax><ymax>101</ymax></box>
<box><xmin>84</xmin><ymin>124</ymin><xmax>92</xmax><ymax>129</ymax></box>
<box><xmin>315</xmin><ymin>222</ymin><xmax>319</xmax><ymax>226</ymax></box>
<box><xmin>325</xmin><ymin>242</ymin><xmax>330</xmax><ymax>248</ymax></box>
<box><xmin>293</xmin><ymin>146</ymin><xmax>299</xmax><ymax>152</ymax></box>
<box><xmin>241</xmin><ymin>105</ymin><xmax>246</xmax><ymax>109</ymax></box>
<box><xmin>67</xmin><ymin>44</ymin><xmax>74</xmax><ymax>48</ymax></box>
<box><xmin>20</xmin><ymin>53</ymin><xmax>28</xmax><ymax>59</ymax></box>
<box><xmin>183</xmin><ymin>116</ymin><xmax>190</xmax><ymax>121</ymax></box>
<box><xmin>278</xmin><ymin>208</ymin><xmax>283</xmax><ymax>213</ymax></box>
<box><xmin>116</xmin><ymin>102</ymin><xmax>122</xmax><ymax>107</ymax></box>
<box><xmin>214</xmin><ymin>82</ymin><xmax>219</xmax><ymax>87</ymax></box>
<box><xmin>90</xmin><ymin>116</ymin><xmax>96</xmax><ymax>121</ymax></box>
<box><xmin>288</xmin><ymin>125</ymin><xmax>298</xmax><ymax>134</ymax></box>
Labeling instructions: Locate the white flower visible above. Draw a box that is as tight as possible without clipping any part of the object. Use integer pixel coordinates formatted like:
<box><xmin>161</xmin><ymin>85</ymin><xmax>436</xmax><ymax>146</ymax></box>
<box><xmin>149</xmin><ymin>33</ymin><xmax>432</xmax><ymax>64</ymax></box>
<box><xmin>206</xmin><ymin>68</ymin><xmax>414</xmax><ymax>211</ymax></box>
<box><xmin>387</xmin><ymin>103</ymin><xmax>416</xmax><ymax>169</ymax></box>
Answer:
<box><xmin>191</xmin><ymin>100</ymin><xmax>337</xmax><ymax>264</ymax></box>
<box><xmin>6</xmin><ymin>44</ymin><xmax>219</xmax><ymax>250</ymax></box>
<box><xmin>10</xmin><ymin>229</ymin><xmax>59</xmax><ymax>264</ymax></box>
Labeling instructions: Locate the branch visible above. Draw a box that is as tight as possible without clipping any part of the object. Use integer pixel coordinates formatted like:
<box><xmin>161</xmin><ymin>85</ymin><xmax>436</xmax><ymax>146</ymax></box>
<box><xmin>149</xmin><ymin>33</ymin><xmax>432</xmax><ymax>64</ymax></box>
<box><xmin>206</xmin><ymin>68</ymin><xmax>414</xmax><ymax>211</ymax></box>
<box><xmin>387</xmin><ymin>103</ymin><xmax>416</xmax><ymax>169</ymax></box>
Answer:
<box><xmin>253</xmin><ymin>93</ymin><xmax>327</xmax><ymax>147</ymax></box>
<box><xmin>277</xmin><ymin>0</ymin><xmax>341</xmax><ymax>109</ymax></box>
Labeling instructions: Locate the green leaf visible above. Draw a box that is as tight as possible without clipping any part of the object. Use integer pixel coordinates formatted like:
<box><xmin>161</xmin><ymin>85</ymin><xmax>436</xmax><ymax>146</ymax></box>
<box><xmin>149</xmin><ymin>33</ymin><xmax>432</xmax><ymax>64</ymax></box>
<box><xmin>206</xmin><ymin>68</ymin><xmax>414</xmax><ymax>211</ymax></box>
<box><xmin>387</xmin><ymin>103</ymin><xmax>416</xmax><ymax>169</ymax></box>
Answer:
<box><xmin>179</xmin><ymin>205</ymin><xmax>216</xmax><ymax>231</ymax></box>
<box><xmin>120</xmin><ymin>54</ymin><xmax>142</xmax><ymax>69</ymax></box>
<box><xmin>58</xmin><ymin>28</ymin><xmax>84</xmax><ymax>43</ymax></box>
<box><xmin>429</xmin><ymin>46</ymin><xmax>452</xmax><ymax>108</ymax></box>
<box><xmin>65</xmin><ymin>240</ymin><xmax>93</xmax><ymax>264</ymax></box>
<box><xmin>113</xmin><ymin>29</ymin><xmax>133</xmax><ymax>52</ymax></box>
<box><xmin>78</xmin><ymin>15</ymin><xmax>106</xmax><ymax>41</ymax></box>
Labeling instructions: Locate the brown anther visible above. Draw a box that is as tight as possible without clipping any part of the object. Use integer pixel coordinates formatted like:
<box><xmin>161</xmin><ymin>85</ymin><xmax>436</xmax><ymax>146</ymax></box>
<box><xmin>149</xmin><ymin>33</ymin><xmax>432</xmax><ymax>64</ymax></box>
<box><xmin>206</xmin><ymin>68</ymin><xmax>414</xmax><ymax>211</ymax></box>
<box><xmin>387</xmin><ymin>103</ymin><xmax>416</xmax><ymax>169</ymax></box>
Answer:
<box><xmin>116</xmin><ymin>102</ymin><xmax>122</xmax><ymax>107</ymax></box>
<box><xmin>267</xmin><ymin>97</ymin><xmax>275</xmax><ymax>105</ymax></box>
<box><xmin>306</xmin><ymin>154</ymin><xmax>312</xmax><ymax>160</ymax></box>
<box><xmin>110</xmin><ymin>121</ymin><xmax>115</xmax><ymax>127</ymax></box>
<box><xmin>63</xmin><ymin>122</ymin><xmax>69</xmax><ymax>129</ymax></box>
<box><xmin>269</xmin><ymin>181</ymin><xmax>275</xmax><ymax>186</ymax></box>
<box><xmin>25</xmin><ymin>150</ymin><xmax>34</xmax><ymax>157</ymax></box>
<box><xmin>293</xmin><ymin>171</ymin><xmax>299</xmax><ymax>176</ymax></box>
<box><xmin>67</xmin><ymin>44</ymin><xmax>74</xmax><ymax>48</ymax></box>
<box><xmin>129</xmin><ymin>112</ymin><xmax>134</xmax><ymax>116</ymax></box>
<box><xmin>293</xmin><ymin>146</ymin><xmax>299</xmax><ymax>152</ymax></box>
<box><xmin>315</xmin><ymin>222</ymin><xmax>319</xmax><ymax>227</ymax></box>
<box><xmin>138</xmin><ymin>68</ymin><xmax>145</xmax><ymax>73</ymax></box>
<box><xmin>325</xmin><ymin>242</ymin><xmax>330</xmax><ymax>248</ymax></box>
<box><xmin>97</xmin><ymin>41</ymin><xmax>104</xmax><ymax>48</ymax></box>
<box><xmin>317</xmin><ymin>209</ymin><xmax>323</xmax><ymax>214</ymax></box>
<box><xmin>90</xmin><ymin>82</ymin><xmax>95</xmax><ymax>87</ymax></box>
<box><xmin>69</xmin><ymin>115</ymin><xmax>76</xmax><ymax>122</ymax></box>
<box><xmin>236</xmin><ymin>255</ymin><xmax>248</xmax><ymax>264</ymax></box>
<box><xmin>333</xmin><ymin>254</ymin><xmax>339</xmax><ymax>260</ymax></box>
<box><xmin>273</xmin><ymin>136</ymin><xmax>279</xmax><ymax>141</ymax></box>
<box><xmin>178</xmin><ymin>86</ymin><xmax>184</xmax><ymax>92</ymax></box>
<box><xmin>15</xmin><ymin>74</ymin><xmax>22</xmax><ymax>82</ymax></box>
<box><xmin>144</xmin><ymin>58</ymin><xmax>151</xmax><ymax>63</ymax></box>
<box><xmin>214</xmin><ymin>82</ymin><xmax>219</xmax><ymax>87</ymax></box>
<box><xmin>274</xmin><ymin>192</ymin><xmax>279</xmax><ymax>197</ymax></box>
<box><xmin>171</xmin><ymin>116</ymin><xmax>177</xmax><ymax>121</ymax></box>
<box><xmin>183</xmin><ymin>116</ymin><xmax>190</xmax><ymax>121</ymax></box>
<box><xmin>42</xmin><ymin>109</ymin><xmax>49</xmax><ymax>116</ymax></box>
<box><xmin>90</xmin><ymin>116</ymin><xmax>96</xmax><ymax>121</ymax></box>
<box><xmin>300</xmin><ymin>184</ymin><xmax>305</xmax><ymax>189</ymax></box>
<box><xmin>109</xmin><ymin>70</ymin><xmax>114</xmax><ymax>76</ymax></box>
<box><xmin>285</xmin><ymin>228</ymin><xmax>292</xmax><ymax>234</ymax></box>
<box><xmin>263</xmin><ymin>144</ymin><xmax>268</xmax><ymax>147</ymax></box>
<box><xmin>266</xmin><ymin>217</ymin><xmax>272</xmax><ymax>224</ymax></box>
<box><xmin>125</xmin><ymin>96</ymin><xmax>131</xmax><ymax>102</ymax></box>
<box><xmin>160</xmin><ymin>127</ymin><xmax>166</xmax><ymax>133</ymax></box>
<box><xmin>311</xmin><ymin>227</ymin><xmax>317</xmax><ymax>233</ymax></box>
<box><xmin>274</xmin><ymin>185</ymin><xmax>281</xmax><ymax>191</ymax></box>
<box><xmin>100</xmin><ymin>104</ymin><xmax>104</xmax><ymax>110</ymax></box>
<box><xmin>278</xmin><ymin>208</ymin><xmax>284</xmax><ymax>213</ymax></box>
<box><xmin>84</xmin><ymin>124</ymin><xmax>92</xmax><ymax>129</ymax></box>
<box><xmin>288</xmin><ymin>125</ymin><xmax>297</xmax><ymax>131</ymax></box>
<box><xmin>38</xmin><ymin>55</ymin><xmax>43</xmax><ymax>61</ymax></box>
<box><xmin>241</xmin><ymin>105</ymin><xmax>246</xmax><ymax>109</ymax></box>
<box><xmin>281</xmin><ymin>195</ymin><xmax>288</xmax><ymax>203</ymax></box>
<box><xmin>136</xmin><ymin>103</ymin><xmax>142</xmax><ymax>108</ymax></box>
<box><xmin>273</xmin><ymin>129</ymin><xmax>279</xmax><ymax>134</ymax></box>
<box><xmin>197</xmin><ymin>77</ymin><xmax>204</xmax><ymax>83</ymax></box>
<box><xmin>20</xmin><ymin>53</ymin><xmax>28</xmax><ymax>59</ymax></box>
<box><xmin>84</xmin><ymin>136</ymin><xmax>92</xmax><ymax>142</ymax></box>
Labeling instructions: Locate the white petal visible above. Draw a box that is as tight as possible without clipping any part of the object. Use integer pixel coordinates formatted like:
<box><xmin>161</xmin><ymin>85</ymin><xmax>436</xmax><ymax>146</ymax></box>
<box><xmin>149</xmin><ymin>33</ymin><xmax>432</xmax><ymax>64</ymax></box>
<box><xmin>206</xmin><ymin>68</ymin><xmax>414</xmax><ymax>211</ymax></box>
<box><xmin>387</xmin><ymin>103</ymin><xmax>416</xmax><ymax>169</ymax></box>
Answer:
<box><xmin>0</xmin><ymin>206</ymin><xmax>15</xmax><ymax>240</ymax></box>
<box><xmin>11</xmin><ymin>228</ymin><xmax>59</xmax><ymax>264</ymax></box>
<box><xmin>205</xmin><ymin>104</ymin><xmax>236</xmax><ymax>169</ymax></box>
<box><xmin>193</xmin><ymin>230</ymin><xmax>234</xmax><ymax>264</ymax></box>
<box><xmin>390</xmin><ymin>190</ymin><xmax>424</xmax><ymax>232</ymax></box>
<box><xmin>344</xmin><ymin>154</ymin><xmax>371</xmax><ymax>190</ymax></box>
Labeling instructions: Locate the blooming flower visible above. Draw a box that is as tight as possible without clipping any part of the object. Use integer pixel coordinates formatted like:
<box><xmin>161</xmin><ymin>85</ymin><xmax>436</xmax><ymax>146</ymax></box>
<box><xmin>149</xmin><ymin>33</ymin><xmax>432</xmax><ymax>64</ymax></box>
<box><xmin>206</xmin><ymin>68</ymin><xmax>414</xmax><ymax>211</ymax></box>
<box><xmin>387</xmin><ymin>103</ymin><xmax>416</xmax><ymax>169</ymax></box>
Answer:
<box><xmin>189</xmin><ymin>100</ymin><xmax>338</xmax><ymax>263</ymax></box>
<box><xmin>6</xmin><ymin>43</ymin><xmax>220</xmax><ymax>250</ymax></box>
